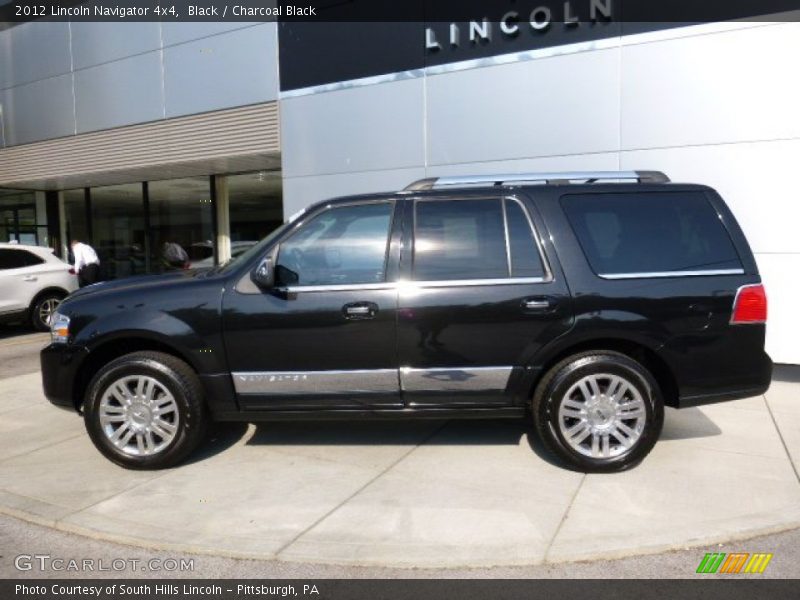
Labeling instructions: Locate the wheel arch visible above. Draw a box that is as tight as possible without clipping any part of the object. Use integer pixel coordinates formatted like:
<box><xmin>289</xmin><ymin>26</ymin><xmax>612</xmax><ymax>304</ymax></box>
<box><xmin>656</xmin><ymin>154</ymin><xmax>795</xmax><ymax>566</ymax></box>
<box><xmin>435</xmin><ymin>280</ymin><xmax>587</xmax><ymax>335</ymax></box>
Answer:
<box><xmin>72</xmin><ymin>335</ymin><xmax>199</xmax><ymax>411</ymax></box>
<box><xmin>28</xmin><ymin>286</ymin><xmax>70</xmax><ymax>310</ymax></box>
<box><xmin>530</xmin><ymin>337</ymin><xmax>679</xmax><ymax>408</ymax></box>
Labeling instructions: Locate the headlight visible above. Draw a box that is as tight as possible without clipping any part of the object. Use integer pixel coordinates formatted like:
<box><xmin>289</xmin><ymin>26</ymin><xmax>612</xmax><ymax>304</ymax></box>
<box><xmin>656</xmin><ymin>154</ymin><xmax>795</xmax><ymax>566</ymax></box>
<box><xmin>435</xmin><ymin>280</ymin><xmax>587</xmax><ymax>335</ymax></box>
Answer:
<box><xmin>50</xmin><ymin>312</ymin><xmax>71</xmax><ymax>344</ymax></box>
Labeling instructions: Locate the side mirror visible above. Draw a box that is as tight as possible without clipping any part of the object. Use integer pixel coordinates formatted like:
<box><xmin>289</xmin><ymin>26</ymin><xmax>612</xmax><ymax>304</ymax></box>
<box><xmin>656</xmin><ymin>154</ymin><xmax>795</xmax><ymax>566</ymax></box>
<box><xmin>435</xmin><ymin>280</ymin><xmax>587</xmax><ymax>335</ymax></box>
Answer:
<box><xmin>251</xmin><ymin>257</ymin><xmax>274</xmax><ymax>289</ymax></box>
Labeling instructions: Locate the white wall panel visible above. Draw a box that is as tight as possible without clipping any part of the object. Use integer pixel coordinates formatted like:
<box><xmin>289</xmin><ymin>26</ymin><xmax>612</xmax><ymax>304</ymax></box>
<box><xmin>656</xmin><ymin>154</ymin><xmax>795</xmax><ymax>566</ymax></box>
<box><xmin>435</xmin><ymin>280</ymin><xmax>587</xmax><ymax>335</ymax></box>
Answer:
<box><xmin>1</xmin><ymin>74</ymin><xmax>75</xmax><ymax>145</ymax></box>
<box><xmin>281</xmin><ymin>79</ymin><xmax>425</xmax><ymax>178</ymax></box>
<box><xmin>164</xmin><ymin>24</ymin><xmax>278</xmax><ymax>118</ymax></box>
<box><xmin>426</xmin><ymin>152</ymin><xmax>620</xmax><ymax>178</ymax></box>
<box><xmin>426</xmin><ymin>48</ymin><xmax>621</xmax><ymax>166</ymax></box>
<box><xmin>161</xmin><ymin>22</ymin><xmax>260</xmax><ymax>47</ymax></box>
<box><xmin>282</xmin><ymin>167</ymin><xmax>425</xmax><ymax>217</ymax></box>
<box><xmin>74</xmin><ymin>52</ymin><xmax>165</xmax><ymax>134</ymax></box>
<box><xmin>71</xmin><ymin>22</ymin><xmax>162</xmax><ymax>70</ymax></box>
<box><xmin>0</xmin><ymin>21</ymin><xmax>71</xmax><ymax>89</ymax></box>
<box><xmin>621</xmin><ymin>23</ymin><xmax>800</xmax><ymax>150</ymax></box>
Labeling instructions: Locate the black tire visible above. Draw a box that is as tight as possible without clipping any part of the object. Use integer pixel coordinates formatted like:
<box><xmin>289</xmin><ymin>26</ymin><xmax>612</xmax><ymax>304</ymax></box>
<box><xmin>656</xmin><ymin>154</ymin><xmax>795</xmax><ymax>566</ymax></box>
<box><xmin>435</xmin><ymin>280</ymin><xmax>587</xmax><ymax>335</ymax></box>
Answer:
<box><xmin>532</xmin><ymin>351</ymin><xmax>664</xmax><ymax>473</ymax></box>
<box><xmin>83</xmin><ymin>351</ymin><xmax>207</xmax><ymax>469</ymax></box>
<box><xmin>30</xmin><ymin>292</ymin><xmax>65</xmax><ymax>331</ymax></box>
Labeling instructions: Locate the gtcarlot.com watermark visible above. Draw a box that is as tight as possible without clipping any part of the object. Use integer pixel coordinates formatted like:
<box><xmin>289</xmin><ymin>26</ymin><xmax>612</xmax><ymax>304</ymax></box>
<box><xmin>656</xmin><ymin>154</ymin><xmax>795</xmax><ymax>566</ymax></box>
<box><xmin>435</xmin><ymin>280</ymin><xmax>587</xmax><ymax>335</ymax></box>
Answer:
<box><xmin>14</xmin><ymin>554</ymin><xmax>194</xmax><ymax>573</ymax></box>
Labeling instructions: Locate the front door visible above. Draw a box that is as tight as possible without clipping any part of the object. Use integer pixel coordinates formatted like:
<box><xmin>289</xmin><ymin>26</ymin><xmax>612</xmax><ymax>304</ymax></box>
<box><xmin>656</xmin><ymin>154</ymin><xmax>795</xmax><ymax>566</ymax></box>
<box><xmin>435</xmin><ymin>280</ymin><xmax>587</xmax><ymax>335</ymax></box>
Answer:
<box><xmin>222</xmin><ymin>199</ymin><xmax>402</xmax><ymax>410</ymax></box>
<box><xmin>396</xmin><ymin>194</ymin><xmax>573</xmax><ymax>407</ymax></box>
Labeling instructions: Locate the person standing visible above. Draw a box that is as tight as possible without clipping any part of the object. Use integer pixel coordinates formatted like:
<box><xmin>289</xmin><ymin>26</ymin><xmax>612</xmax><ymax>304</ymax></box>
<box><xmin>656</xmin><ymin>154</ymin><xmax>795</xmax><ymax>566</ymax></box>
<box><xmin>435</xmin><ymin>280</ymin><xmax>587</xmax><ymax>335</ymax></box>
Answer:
<box><xmin>71</xmin><ymin>239</ymin><xmax>101</xmax><ymax>287</ymax></box>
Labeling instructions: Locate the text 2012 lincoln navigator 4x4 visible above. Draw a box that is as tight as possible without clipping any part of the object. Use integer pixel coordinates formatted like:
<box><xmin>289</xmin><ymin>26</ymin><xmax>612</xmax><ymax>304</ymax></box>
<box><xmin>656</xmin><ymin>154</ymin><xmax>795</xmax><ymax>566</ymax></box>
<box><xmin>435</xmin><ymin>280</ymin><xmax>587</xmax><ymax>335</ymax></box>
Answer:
<box><xmin>41</xmin><ymin>171</ymin><xmax>772</xmax><ymax>472</ymax></box>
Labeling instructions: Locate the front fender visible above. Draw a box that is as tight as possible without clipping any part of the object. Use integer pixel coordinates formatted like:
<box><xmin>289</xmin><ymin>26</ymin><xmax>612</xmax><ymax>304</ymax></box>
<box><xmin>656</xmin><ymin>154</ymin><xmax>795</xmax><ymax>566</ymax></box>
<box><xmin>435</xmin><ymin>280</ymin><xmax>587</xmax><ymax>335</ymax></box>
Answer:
<box><xmin>71</xmin><ymin>305</ymin><xmax>227</xmax><ymax>376</ymax></box>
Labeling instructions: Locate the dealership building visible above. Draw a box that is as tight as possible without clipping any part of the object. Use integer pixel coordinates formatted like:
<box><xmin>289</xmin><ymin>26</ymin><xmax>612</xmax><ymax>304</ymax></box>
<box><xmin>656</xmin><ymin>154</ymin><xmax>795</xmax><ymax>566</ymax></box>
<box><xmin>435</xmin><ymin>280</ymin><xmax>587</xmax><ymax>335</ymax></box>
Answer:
<box><xmin>0</xmin><ymin>3</ymin><xmax>798</xmax><ymax>364</ymax></box>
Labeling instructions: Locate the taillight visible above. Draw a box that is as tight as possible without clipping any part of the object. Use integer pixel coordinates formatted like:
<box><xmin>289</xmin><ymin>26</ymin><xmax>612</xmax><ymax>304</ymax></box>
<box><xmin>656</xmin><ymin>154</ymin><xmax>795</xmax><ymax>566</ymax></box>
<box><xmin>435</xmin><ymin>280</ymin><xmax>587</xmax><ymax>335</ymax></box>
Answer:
<box><xmin>731</xmin><ymin>284</ymin><xmax>767</xmax><ymax>324</ymax></box>
<box><xmin>68</xmin><ymin>268</ymin><xmax>76</xmax><ymax>275</ymax></box>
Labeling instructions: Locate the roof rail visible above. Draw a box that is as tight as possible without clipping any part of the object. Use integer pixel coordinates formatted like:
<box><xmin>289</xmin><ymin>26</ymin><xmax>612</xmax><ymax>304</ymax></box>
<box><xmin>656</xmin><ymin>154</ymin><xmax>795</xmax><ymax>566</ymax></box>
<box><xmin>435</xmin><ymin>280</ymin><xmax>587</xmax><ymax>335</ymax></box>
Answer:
<box><xmin>403</xmin><ymin>170</ymin><xmax>670</xmax><ymax>191</ymax></box>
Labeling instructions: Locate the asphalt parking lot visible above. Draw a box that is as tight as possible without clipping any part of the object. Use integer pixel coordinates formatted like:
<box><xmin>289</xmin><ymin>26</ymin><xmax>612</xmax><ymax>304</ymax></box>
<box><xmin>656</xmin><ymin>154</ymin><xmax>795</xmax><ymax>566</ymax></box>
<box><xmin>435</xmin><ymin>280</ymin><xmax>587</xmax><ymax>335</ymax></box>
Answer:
<box><xmin>0</xmin><ymin>325</ymin><xmax>798</xmax><ymax>577</ymax></box>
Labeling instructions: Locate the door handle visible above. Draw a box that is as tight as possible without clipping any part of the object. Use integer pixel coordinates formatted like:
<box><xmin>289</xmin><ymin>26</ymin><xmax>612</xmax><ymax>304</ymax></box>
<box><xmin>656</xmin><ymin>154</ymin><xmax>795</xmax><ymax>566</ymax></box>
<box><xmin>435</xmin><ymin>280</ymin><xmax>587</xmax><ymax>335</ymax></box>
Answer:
<box><xmin>343</xmin><ymin>302</ymin><xmax>378</xmax><ymax>320</ymax></box>
<box><xmin>522</xmin><ymin>297</ymin><xmax>552</xmax><ymax>311</ymax></box>
<box><xmin>23</xmin><ymin>275</ymin><xmax>37</xmax><ymax>282</ymax></box>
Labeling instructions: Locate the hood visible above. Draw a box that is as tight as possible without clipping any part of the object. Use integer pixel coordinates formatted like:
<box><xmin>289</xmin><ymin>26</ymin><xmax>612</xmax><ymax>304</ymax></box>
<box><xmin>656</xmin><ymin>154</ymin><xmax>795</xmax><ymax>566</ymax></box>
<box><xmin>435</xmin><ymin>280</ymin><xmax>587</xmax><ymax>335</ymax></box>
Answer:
<box><xmin>64</xmin><ymin>269</ymin><xmax>214</xmax><ymax>303</ymax></box>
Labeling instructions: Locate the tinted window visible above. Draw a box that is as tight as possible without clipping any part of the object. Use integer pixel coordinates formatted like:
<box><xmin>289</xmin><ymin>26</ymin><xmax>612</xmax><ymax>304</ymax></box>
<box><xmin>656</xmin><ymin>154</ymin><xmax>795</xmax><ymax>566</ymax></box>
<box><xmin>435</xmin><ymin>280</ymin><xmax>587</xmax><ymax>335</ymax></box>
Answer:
<box><xmin>0</xmin><ymin>249</ymin><xmax>44</xmax><ymax>270</ymax></box>
<box><xmin>277</xmin><ymin>202</ymin><xmax>393</xmax><ymax>286</ymax></box>
<box><xmin>506</xmin><ymin>199</ymin><xmax>546</xmax><ymax>278</ymax></box>
<box><xmin>561</xmin><ymin>192</ymin><xmax>742</xmax><ymax>276</ymax></box>
<box><xmin>414</xmin><ymin>199</ymin><xmax>508</xmax><ymax>281</ymax></box>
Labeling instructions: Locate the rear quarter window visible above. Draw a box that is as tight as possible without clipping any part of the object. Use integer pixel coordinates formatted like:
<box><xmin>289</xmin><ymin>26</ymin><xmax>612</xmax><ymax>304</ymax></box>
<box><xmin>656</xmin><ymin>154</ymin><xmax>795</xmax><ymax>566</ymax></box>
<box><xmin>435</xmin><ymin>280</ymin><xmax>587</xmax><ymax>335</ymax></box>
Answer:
<box><xmin>561</xmin><ymin>192</ymin><xmax>742</xmax><ymax>277</ymax></box>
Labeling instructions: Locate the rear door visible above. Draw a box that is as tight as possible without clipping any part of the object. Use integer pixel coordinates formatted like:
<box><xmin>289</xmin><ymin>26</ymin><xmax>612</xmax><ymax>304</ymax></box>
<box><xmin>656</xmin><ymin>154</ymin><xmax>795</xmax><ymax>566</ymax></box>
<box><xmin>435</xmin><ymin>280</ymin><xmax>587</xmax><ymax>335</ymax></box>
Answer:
<box><xmin>396</xmin><ymin>193</ymin><xmax>573</xmax><ymax>407</ymax></box>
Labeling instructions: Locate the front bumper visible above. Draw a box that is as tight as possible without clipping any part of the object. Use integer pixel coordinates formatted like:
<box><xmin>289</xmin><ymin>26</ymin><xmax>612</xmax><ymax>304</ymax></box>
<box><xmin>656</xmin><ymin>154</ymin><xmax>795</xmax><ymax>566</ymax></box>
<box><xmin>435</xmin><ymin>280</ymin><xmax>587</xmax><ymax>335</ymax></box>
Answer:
<box><xmin>41</xmin><ymin>343</ymin><xmax>89</xmax><ymax>411</ymax></box>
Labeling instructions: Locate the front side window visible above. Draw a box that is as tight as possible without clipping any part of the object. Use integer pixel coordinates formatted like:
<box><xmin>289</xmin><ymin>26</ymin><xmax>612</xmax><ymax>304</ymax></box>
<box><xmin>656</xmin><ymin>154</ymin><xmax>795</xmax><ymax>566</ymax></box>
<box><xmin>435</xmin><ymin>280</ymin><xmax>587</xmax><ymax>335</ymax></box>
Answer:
<box><xmin>413</xmin><ymin>197</ymin><xmax>545</xmax><ymax>281</ymax></box>
<box><xmin>276</xmin><ymin>202</ymin><xmax>394</xmax><ymax>287</ymax></box>
<box><xmin>561</xmin><ymin>192</ymin><xmax>743</xmax><ymax>277</ymax></box>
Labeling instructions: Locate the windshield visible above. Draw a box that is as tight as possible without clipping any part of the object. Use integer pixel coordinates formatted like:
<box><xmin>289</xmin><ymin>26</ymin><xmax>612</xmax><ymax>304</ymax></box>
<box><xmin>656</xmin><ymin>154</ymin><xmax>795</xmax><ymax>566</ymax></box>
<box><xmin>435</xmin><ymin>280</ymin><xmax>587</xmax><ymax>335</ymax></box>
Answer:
<box><xmin>217</xmin><ymin>221</ymin><xmax>293</xmax><ymax>274</ymax></box>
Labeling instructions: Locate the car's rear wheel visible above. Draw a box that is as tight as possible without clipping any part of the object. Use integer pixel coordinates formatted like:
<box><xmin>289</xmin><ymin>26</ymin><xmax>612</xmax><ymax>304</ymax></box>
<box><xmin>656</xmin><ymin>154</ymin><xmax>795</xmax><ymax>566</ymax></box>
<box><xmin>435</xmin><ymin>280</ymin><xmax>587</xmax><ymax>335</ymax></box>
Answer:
<box><xmin>31</xmin><ymin>292</ymin><xmax>64</xmax><ymax>331</ymax></box>
<box><xmin>83</xmin><ymin>351</ymin><xmax>207</xmax><ymax>469</ymax></box>
<box><xmin>532</xmin><ymin>351</ymin><xmax>664</xmax><ymax>473</ymax></box>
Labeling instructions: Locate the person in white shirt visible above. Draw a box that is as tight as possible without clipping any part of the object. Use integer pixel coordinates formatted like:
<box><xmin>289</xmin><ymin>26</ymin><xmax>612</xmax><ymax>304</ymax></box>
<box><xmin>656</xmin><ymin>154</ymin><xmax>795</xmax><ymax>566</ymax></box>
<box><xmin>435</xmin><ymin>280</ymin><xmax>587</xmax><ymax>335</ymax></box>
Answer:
<box><xmin>71</xmin><ymin>239</ymin><xmax>101</xmax><ymax>287</ymax></box>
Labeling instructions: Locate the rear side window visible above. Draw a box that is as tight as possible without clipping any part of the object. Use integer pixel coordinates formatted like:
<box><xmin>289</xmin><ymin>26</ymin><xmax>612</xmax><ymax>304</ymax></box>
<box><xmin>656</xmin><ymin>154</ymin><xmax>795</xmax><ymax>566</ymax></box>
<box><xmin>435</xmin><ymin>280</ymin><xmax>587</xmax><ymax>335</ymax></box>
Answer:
<box><xmin>561</xmin><ymin>192</ymin><xmax>742</xmax><ymax>277</ymax></box>
<box><xmin>414</xmin><ymin>199</ymin><xmax>506</xmax><ymax>280</ymax></box>
<box><xmin>0</xmin><ymin>249</ymin><xmax>44</xmax><ymax>270</ymax></box>
<box><xmin>413</xmin><ymin>197</ymin><xmax>546</xmax><ymax>281</ymax></box>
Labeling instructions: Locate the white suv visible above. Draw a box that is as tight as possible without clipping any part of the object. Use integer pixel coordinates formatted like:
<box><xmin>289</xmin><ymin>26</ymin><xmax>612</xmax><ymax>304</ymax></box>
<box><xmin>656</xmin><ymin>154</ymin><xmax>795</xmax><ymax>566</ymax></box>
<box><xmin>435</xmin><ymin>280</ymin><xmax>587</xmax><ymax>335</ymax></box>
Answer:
<box><xmin>0</xmin><ymin>244</ymin><xmax>78</xmax><ymax>331</ymax></box>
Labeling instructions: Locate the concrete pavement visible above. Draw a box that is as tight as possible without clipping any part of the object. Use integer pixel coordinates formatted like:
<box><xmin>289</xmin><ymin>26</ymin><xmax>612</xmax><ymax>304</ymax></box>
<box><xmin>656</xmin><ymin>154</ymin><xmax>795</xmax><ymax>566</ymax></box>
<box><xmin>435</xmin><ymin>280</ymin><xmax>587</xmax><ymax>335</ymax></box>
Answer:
<box><xmin>0</xmin><ymin>358</ymin><xmax>798</xmax><ymax>568</ymax></box>
<box><xmin>0</xmin><ymin>328</ymin><xmax>48</xmax><ymax>378</ymax></box>
<box><xmin>2</xmin><ymin>512</ymin><xmax>799</xmax><ymax>578</ymax></box>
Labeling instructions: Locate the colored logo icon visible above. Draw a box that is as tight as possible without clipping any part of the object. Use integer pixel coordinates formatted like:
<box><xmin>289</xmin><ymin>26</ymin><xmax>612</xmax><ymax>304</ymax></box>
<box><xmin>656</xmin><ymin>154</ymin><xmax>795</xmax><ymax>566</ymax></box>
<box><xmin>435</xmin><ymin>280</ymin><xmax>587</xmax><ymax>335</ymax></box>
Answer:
<box><xmin>696</xmin><ymin>552</ymin><xmax>773</xmax><ymax>574</ymax></box>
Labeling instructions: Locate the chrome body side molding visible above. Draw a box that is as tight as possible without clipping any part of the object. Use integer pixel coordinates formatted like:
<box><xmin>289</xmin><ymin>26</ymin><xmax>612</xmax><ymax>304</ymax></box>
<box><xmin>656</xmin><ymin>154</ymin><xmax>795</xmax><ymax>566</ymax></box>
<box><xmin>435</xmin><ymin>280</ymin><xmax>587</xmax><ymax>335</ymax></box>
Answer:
<box><xmin>232</xmin><ymin>367</ymin><xmax>515</xmax><ymax>395</ymax></box>
<box><xmin>232</xmin><ymin>370</ymin><xmax>398</xmax><ymax>395</ymax></box>
<box><xmin>401</xmin><ymin>367</ymin><xmax>513</xmax><ymax>393</ymax></box>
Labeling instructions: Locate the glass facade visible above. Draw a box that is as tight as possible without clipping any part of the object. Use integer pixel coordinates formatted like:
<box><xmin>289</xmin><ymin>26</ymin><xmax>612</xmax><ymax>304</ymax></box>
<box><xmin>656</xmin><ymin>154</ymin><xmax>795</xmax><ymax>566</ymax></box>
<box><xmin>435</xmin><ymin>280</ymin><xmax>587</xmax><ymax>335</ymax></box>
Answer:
<box><xmin>50</xmin><ymin>171</ymin><xmax>282</xmax><ymax>280</ymax></box>
<box><xmin>0</xmin><ymin>189</ymin><xmax>44</xmax><ymax>245</ymax></box>
<box><xmin>148</xmin><ymin>177</ymin><xmax>214</xmax><ymax>272</ymax></box>
<box><xmin>63</xmin><ymin>188</ymin><xmax>89</xmax><ymax>247</ymax></box>
<box><xmin>91</xmin><ymin>183</ymin><xmax>147</xmax><ymax>279</ymax></box>
<box><xmin>229</xmin><ymin>171</ymin><xmax>283</xmax><ymax>260</ymax></box>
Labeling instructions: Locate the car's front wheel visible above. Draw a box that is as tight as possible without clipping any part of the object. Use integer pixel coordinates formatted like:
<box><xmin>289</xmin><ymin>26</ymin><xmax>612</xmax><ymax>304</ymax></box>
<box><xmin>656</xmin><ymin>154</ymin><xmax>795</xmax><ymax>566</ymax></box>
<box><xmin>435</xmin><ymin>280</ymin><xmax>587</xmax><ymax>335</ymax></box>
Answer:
<box><xmin>83</xmin><ymin>351</ymin><xmax>207</xmax><ymax>469</ymax></box>
<box><xmin>31</xmin><ymin>292</ymin><xmax>64</xmax><ymax>331</ymax></box>
<box><xmin>532</xmin><ymin>351</ymin><xmax>664</xmax><ymax>473</ymax></box>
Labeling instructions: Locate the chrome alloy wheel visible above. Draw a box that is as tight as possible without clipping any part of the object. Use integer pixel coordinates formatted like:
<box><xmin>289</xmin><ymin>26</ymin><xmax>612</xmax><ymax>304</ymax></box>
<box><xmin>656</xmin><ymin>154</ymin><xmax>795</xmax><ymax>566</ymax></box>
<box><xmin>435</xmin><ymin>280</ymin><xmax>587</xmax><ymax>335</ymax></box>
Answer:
<box><xmin>557</xmin><ymin>373</ymin><xmax>647</xmax><ymax>459</ymax></box>
<box><xmin>99</xmin><ymin>375</ymin><xmax>179</xmax><ymax>456</ymax></box>
<box><xmin>39</xmin><ymin>298</ymin><xmax>60</xmax><ymax>326</ymax></box>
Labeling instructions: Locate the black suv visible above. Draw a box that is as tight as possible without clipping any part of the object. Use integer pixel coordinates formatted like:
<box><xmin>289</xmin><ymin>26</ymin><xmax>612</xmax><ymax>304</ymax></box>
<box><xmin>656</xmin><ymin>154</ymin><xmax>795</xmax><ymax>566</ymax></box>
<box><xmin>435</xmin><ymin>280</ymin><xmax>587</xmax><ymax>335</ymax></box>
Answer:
<box><xmin>41</xmin><ymin>171</ymin><xmax>771</xmax><ymax>472</ymax></box>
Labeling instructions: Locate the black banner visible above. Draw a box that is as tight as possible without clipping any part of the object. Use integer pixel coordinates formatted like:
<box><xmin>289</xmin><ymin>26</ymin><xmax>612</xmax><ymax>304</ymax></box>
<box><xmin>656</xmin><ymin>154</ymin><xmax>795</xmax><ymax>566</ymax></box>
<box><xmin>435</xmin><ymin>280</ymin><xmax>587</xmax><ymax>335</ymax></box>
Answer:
<box><xmin>3</xmin><ymin>579</ymin><xmax>800</xmax><ymax>600</ymax></box>
<box><xmin>2</xmin><ymin>0</ymin><xmax>800</xmax><ymax>23</ymax></box>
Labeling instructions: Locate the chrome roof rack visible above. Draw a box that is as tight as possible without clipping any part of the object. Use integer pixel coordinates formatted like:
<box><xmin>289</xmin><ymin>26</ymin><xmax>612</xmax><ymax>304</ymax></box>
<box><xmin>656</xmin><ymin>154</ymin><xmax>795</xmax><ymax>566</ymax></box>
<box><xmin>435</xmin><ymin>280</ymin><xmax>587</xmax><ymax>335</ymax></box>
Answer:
<box><xmin>403</xmin><ymin>170</ymin><xmax>670</xmax><ymax>191</ymax></box>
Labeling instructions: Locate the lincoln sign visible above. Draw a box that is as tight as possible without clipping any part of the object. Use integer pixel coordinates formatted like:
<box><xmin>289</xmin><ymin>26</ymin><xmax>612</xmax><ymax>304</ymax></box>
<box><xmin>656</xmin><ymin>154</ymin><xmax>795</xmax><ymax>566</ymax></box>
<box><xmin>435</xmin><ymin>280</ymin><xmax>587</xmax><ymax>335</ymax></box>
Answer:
<box><xmin>425</xmin><ymin>0</ymin><xmax>614</xmax><ymax>51</ymax></box>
